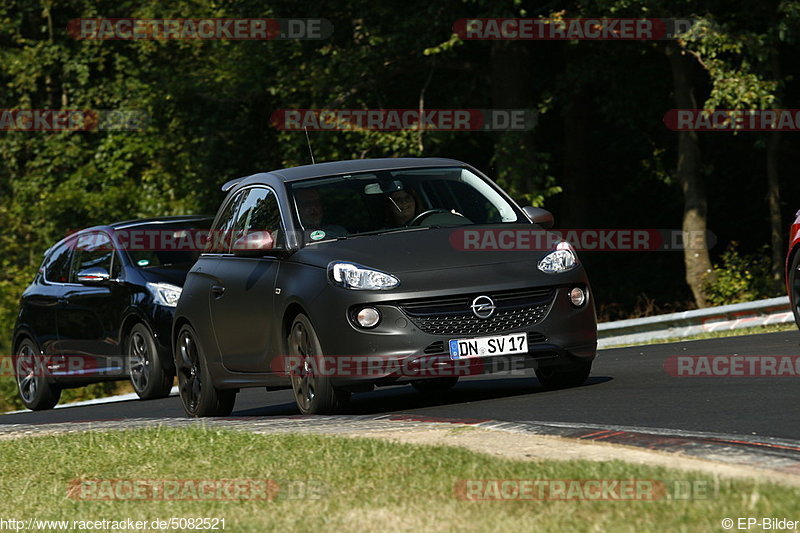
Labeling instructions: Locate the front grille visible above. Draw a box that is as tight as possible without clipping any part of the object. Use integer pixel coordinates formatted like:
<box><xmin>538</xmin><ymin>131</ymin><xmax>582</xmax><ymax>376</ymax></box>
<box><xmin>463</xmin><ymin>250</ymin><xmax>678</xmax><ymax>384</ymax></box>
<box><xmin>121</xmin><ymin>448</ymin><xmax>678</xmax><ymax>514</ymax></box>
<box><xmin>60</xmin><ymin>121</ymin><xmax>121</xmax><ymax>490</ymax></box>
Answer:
<box><xmin>399</xmin><ymin>287</ymin><xmax>555</xmax><ymax>336</ymax></box>
<box><xmin>423</xmin><ymin>332</ymin><xmax>547</xmax><ymax>355</ymax></box>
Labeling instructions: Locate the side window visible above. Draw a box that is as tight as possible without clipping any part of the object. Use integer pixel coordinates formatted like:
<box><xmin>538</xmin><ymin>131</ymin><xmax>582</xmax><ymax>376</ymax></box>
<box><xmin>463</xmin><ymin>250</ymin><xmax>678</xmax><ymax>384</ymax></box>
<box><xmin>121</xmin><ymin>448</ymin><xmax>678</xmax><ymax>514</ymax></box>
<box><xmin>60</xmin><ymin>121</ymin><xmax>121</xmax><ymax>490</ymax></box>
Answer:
<box><xmin>110</xmin><ymin>251</ymin><xmax>123</xmax><ymax>279</ymax></box>
<box><xmin>208</xmin><ymin>191</ymin><xmax>246</xmax><ymax>253</ymax></box>
<box><xmin>231</xmin><ymin>188</ymin><xmax>283</xmax><ymax>245</ymax></box>
<box><xmin>44</xmin><ymin>240</ymin><xmax>74</xmax><ymax>283</ymax></box>
<box><xmin>69</xmin><ymin>232</ymin><xmax>113</xmax><ymax>283</ymax></box>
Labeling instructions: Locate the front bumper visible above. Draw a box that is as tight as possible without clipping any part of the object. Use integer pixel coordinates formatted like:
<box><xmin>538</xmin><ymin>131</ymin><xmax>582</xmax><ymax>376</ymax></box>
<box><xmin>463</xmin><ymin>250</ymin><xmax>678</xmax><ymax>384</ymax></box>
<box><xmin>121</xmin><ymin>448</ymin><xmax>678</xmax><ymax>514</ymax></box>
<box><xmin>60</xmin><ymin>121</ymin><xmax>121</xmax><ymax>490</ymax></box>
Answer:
<box><xmin>302</xmin><ymin>279</ymin><xmax>597</xmax><ymax>387</ymax></box>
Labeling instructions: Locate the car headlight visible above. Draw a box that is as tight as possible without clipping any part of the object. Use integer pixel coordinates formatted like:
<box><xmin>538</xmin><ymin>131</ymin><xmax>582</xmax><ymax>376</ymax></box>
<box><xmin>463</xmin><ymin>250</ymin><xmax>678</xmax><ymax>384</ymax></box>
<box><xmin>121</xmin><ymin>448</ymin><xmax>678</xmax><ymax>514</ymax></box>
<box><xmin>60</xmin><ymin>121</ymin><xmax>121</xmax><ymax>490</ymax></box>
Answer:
<box><xmin>147</xmin><ymin>282</ymin><xmax>183</xmax><ymax>307</ymax></box>
<box><xmin>328</xmin><ymin>262</ymin><xmax>400</xmax><ymax>290</ymax></box>
<box><xmin>537</xmin><ymin>242</ymin><xmax>579</xmax><ymax>274</ymax></box>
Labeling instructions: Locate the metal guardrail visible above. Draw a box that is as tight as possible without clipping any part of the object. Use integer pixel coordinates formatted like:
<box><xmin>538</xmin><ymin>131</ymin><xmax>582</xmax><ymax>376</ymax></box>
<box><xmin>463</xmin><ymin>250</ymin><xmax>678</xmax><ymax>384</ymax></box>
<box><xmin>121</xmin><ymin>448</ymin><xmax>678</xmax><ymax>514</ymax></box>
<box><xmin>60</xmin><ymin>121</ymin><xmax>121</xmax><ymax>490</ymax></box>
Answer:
<box><xmin>597</xmin><ymin>296</ymin><xmax>795</xmax><ymax>348</ymax></box>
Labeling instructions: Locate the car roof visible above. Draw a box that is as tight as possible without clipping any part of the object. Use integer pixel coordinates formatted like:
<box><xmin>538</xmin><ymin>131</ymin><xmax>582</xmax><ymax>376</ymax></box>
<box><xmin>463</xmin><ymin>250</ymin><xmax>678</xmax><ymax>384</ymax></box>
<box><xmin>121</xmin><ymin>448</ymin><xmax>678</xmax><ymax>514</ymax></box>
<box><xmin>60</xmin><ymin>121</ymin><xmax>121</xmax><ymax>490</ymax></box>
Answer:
<box><xmin>222</xmin><ymin>157</ymin><xmax>467</xmax><ymax>190</ymax></box>
<box><xmin>43</xmin><ymin>215</ymin><xmax>213</xmax><ymax>255</ymax></box>
<box><xmin>108</xmin><ymin>215</ymin><xmax>213</xmax><ymax>230</ymax></box>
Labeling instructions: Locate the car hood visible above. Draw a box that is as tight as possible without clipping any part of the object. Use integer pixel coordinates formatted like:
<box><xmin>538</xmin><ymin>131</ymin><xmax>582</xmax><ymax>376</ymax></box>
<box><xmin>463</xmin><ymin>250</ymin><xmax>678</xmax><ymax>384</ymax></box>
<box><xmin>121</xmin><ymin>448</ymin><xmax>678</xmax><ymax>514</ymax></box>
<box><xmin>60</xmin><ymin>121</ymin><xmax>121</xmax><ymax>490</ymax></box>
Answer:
<box><xmin>135</xmin><ymin>264</ymin><xmax>194</xmax><ymax>286</ymax></box>
<box><xmin>289</xmin><ymin>224</ymin><xmax>562</xmax><ymax>273</ymax></box>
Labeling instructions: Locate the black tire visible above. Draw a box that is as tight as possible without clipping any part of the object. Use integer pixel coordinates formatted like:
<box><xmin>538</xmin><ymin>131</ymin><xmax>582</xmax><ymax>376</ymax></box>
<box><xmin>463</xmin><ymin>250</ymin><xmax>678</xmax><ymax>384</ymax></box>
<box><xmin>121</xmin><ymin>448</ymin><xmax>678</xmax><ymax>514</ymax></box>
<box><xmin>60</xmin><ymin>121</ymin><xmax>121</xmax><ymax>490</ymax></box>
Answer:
<box><xmin>286</xmin><ymin>314</ymin><xmax>350</xmax><ymax>415</ymax></box>
<box><xmin>14</xmin><ymin>338</ymin><xmax>61</xmax><ymax>411</ymax></box>
<box><xmin>411</xmin><ymin>377</ymin><xmax>459</xmax><ymax>392</ymax></box>
<box><xmin>128</xmin><ymin>323</ymin><xmax>173</xmax><ymax>400</ymax></box>
<box><xmin>790</xmin><ymin>252</ymin><xmax>800</xmax><ymax>330</ymax></box>
<box><xmin>175</xmin><ymin>324</ymin><xmax>236</xmax><ymax>417</ymax></box>
<box><xmin>535</xmin><ymin>361</ymin><xmax>592</xmax><ymax>390</ymax></box>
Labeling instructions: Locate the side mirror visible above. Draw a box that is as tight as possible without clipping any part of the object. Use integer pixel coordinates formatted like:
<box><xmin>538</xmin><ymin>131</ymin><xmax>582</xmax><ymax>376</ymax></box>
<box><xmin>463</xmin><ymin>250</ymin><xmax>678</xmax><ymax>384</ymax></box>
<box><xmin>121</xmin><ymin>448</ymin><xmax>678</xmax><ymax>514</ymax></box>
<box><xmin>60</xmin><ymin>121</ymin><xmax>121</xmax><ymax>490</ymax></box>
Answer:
<box><xmin>76</xmin><ymin>266</ymin><xmax>111</xmax><ymax>284</ymax></box>
<box><xmin>522</xmin><ymin>206</ymin><xmax>554</xmax><ymax>229</ymax></box>
<box><xmin>232</xmin><ymin>231</ymin><xmax>284</xmax><ymax>257</ymax></box>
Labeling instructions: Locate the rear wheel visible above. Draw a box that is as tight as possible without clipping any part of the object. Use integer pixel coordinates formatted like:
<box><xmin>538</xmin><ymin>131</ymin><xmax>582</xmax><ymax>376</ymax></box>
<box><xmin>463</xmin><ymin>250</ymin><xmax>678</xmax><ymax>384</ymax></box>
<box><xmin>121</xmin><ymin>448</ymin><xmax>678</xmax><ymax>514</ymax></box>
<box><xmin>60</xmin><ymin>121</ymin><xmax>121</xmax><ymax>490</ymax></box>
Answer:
<box><xmin>175</xmin><ymin>325</ymin><xmax>236</xmax><ymax>417</ymax></box>
<box><xmin>287</xmin><ymin>314</ymin><xmax>350</xmax><ymax>415</ymax></box>
<box><xmin>790</xmin><ymin>252</ymin><xmax>800</xmax><ymax>329</ymax></box>
<box><xmin>535</xmin><ymin>361</ymin><xmax>592</xmax><ymax>390</ymax></box>
<box><xmin>128</xmin><ymin>323</ymin><xmax>173</xmax><ymax>400</ymax></box>
<box><xmin>411</xmin><ymin>377</ymin><xmax>459</xmax><ymax>392</ymax></box>
<box><xmin>15</xmin><ymin>339</ymin><xmax>61</xmax><ymax>411</ymax></box>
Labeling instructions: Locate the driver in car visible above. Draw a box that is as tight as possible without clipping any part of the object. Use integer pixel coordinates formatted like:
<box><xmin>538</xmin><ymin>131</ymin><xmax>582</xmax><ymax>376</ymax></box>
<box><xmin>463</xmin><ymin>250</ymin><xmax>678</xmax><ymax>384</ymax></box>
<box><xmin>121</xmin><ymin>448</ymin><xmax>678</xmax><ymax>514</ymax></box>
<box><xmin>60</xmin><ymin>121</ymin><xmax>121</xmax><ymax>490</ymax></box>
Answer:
<box><xmin>387</xmin><ymin>189</ymin><xmax>418</xmax><ymax>226</ymax></box>
<box><xmin>295</xmin><ymin>188</ymin><xmax>348</xmax><ymax>239</ymax></box>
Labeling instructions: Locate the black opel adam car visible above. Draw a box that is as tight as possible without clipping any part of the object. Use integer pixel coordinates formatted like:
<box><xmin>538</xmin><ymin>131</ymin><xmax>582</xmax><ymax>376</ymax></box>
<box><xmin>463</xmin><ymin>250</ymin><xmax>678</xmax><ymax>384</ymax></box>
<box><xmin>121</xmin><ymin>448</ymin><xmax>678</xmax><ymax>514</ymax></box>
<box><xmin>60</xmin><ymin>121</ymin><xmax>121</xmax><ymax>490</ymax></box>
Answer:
<box><xmin>173</xmin><ymin>158</ymin><xmax>597</xmax><ymax>417</ymax></box>
<box><xmin>12</xmin><ymin>216</ymin><xmax>212</xmax><ymax>410</ymax></box>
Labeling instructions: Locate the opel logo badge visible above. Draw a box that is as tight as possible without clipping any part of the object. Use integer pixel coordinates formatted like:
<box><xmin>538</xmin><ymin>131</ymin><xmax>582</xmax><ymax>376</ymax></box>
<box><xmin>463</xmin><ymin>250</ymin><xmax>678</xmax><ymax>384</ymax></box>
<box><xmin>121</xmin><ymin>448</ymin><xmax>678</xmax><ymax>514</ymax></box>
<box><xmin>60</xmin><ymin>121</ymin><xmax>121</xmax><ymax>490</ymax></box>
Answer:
<box><xmin>471</xmin><ymin>295</ymin><xmax>496</xmax><ymax>319</ymax></box>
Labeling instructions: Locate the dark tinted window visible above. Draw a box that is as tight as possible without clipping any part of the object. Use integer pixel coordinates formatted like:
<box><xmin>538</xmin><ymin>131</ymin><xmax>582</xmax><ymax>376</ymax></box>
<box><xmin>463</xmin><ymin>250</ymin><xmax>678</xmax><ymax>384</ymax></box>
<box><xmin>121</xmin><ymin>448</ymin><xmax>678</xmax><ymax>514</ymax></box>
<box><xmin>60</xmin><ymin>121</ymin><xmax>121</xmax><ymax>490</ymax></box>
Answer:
<box><xmin>209</xmin><ymin>191</ymin><xmax>246</xmax><ymax>253</ymax></box>
<box><xmin>232</xmin><ymin>188</ymin><xmax>282</xmax><ymax>238</ymax></box>
<box><xmin>122</xmin><ymin>220</ymin><xmax>212</xmax><ymax>268</ymax></box>
<box><xmin>69</xmin><ymin>232</ymin><xmax>113</xmax><ymax>283</ymax></box>
<box><xmin>44</xmin><ymin>240</ymin><xmax>74</xmax><ymax>283</ymax></box>
<box><xmin>111</xmin><ymin>251</ymin><xmax>123</xmax><ymax>278</ymax></box>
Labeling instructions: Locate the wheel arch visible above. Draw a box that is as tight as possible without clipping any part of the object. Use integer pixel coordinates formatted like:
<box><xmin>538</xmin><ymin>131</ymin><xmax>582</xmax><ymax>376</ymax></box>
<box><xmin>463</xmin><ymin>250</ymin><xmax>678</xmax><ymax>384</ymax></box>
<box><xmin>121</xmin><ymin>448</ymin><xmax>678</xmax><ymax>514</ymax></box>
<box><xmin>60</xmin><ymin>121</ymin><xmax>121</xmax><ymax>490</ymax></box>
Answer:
<box><xmin>282</xmin><ymin>303</ymin><xmax>308</xmax><ymax>352</ymax></box>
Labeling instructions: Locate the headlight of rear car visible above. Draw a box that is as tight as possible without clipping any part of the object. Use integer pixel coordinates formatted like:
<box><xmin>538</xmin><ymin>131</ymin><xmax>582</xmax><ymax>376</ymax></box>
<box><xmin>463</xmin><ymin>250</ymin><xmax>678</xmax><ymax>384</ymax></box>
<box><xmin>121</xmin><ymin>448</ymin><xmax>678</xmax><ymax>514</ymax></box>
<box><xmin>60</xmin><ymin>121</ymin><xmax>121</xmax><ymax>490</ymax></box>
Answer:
<box><xmin>328</xmin><ymin>262</ymin><xmax>400</xmax><ymax>290</ymax></box>
<box><xmin>537</xmin><ymin>242</ymin><xmax>579</xmax><ymax>274</ymax></box>
<box><xmin>146</xmin><ymin>282</ymin><xmax>182</xmax><ymax>307</ymax></box>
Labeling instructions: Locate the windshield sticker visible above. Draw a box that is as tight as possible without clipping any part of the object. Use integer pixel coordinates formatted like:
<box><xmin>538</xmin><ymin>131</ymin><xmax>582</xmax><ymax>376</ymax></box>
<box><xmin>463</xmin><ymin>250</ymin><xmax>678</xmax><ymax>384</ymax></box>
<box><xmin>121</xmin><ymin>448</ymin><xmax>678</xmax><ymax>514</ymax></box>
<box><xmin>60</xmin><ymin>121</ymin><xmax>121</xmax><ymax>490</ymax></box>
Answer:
<box><xmin>137</xmin><ymin>259</ymin><xmax>150</xmax><ymax>267</ymax></box>
<box><xmin>310</xmin><ymin>230</ymin><xmax>326</xmax><ymax>241</ymax></box>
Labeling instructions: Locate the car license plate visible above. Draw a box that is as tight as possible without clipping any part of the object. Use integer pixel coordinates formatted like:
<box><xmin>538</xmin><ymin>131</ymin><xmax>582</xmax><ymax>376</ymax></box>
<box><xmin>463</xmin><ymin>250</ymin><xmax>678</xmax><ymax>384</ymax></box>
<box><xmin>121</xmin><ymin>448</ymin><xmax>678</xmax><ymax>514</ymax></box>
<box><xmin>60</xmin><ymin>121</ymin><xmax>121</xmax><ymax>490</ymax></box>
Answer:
<box><xmin>448</xmin><ymin>333</ymin><xmax>528</xmax><ymax>360</ymax></box>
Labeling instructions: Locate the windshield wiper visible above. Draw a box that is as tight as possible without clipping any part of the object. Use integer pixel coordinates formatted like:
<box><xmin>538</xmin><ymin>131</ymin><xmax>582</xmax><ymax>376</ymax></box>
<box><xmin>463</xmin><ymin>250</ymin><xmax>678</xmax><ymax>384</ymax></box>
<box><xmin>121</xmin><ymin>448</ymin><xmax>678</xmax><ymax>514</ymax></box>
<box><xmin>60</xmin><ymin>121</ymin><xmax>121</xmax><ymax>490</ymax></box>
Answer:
<box><xmin>342</xmin><ymin>226</ymin><xmax>433</xmax><ymax>239</ymax></box>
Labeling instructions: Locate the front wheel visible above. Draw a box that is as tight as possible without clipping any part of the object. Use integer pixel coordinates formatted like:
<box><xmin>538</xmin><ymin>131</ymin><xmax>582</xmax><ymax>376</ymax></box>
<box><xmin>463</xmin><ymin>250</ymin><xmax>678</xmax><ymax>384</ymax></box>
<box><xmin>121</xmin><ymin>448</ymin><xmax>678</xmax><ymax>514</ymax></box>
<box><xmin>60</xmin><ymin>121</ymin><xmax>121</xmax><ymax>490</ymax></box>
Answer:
<box><xmin>175</xmin><ymin>325</ymin><xmax>236</xmax><ymax>417</ymax></box>
<box><xmin>128</xmin><ymin>323</ymin><xmax>173</xmax><ymax>400</ymax></box>
<box><xmin>790</xmin><ymin>252</ymin><xmax>800</xmax><ymax>329</ymax></box>
<box><xmin>535</xmin><ymin>361</ymin><xmax>592</xmax><ymax>390</ymax></box>
<box><xmin>15</xmin><ymin>339</ymin><xmax>61</xmax><ymax>410</ymax></box>
<box><xmin>287</xmin><ymin>314</ymin><xmax>350</xmax><ymax>415</ymax></box>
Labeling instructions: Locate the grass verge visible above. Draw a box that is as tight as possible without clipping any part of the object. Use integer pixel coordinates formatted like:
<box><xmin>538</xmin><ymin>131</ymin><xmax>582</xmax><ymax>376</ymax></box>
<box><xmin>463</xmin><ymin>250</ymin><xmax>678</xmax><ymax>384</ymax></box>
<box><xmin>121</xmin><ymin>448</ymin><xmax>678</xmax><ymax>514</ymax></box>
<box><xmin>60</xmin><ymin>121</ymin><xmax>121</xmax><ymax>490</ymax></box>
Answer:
<box><xmin>0</xmin><ymin>427</ymin><xmax>797</xmax><ymax>532</ymax></box>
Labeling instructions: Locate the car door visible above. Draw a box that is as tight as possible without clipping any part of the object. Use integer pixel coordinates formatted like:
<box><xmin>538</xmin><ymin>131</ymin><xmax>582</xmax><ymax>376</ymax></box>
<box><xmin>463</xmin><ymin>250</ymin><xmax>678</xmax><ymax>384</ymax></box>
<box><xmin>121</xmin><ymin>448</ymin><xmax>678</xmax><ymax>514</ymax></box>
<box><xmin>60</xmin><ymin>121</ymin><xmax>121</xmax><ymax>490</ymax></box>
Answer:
<box><xmin>21</xmin><ymin>239</ymin><xmax>74</xmax><ymax>357</ymax></box>
<box><xmin>56</xmin><ymin>231</ymin><xmax>125</xmax><ymax>377</ymax></box>
<box><xmin>209</xmin><ymin>186</ymin><xmax>284</xmax><ymax>372</ymax></box>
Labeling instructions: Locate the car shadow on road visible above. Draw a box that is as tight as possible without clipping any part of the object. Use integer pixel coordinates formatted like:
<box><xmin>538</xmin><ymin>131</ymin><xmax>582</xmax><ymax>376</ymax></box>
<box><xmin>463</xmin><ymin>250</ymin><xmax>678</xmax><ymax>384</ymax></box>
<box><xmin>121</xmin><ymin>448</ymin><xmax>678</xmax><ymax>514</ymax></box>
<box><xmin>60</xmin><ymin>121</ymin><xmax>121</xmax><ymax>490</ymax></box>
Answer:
<box><xmin>230</xmin><ymin>375</ymin><xmax>613</xmax><ymax>417</ymax></box>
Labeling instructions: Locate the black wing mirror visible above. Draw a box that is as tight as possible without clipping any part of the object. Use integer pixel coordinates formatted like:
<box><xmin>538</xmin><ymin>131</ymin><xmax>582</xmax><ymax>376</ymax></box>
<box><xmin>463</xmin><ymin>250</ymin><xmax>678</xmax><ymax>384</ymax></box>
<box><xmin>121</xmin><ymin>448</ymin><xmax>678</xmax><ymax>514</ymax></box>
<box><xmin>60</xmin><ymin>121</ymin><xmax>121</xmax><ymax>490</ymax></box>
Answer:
<box><xmin>522</xmin><ymin>207</ymin><xmax>554</xmax><ymax>229</ymax></box>
<box><xmin>232</xmin><ymin>231</ymin><xmax>286</xmax><ymax>257</ymax></box>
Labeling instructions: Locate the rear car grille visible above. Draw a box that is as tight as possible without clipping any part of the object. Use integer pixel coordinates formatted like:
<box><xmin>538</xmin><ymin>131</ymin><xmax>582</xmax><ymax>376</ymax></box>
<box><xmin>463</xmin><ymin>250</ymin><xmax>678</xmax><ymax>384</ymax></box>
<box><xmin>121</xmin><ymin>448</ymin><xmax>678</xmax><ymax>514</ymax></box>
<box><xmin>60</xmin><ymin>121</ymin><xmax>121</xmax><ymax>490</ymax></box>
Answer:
<box><xmin>398</xmin><ymin>287</ymin><xmax>555</xmax><ymax>336</ymax></box>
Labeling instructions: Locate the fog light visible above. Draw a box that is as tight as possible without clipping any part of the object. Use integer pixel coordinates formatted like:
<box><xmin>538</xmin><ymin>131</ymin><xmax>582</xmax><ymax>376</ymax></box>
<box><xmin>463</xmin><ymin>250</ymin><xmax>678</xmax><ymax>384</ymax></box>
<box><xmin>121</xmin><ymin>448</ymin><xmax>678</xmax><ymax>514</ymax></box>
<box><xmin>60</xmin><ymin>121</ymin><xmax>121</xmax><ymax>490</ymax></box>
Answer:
<box><xmin>356</xmin><ymin>307</ymin><xmax>381</xmax><ymax>328</ymax></box>
<box><xmin>569</xmin><ymin>287</ymin><xmax>586</xmax><ymax>307</ymax></box>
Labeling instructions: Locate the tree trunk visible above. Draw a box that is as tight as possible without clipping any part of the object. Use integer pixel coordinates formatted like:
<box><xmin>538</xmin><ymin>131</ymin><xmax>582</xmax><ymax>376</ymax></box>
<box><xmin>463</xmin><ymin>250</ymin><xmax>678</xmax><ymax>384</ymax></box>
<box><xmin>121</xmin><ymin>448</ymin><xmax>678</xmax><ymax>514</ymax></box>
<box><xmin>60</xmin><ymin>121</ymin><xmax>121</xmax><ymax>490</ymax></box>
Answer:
<box><xmin>490</xmin><ymin>41</ymin><xmax>536</xmax><ymax>200</ymax></box>
<box><xmin>665</xmin><ymin>43</ymin><xmax>715</xmax><ymax>307</ymax></box>
<box><xmin>766</xmin><ymin>132</ymin><xmax>783</xmax><ymax>289</ymax></box>
<box><xmin>767</xmin><ymin>50</ymin><xmax>784</xmax><ymax>290</ymax></box>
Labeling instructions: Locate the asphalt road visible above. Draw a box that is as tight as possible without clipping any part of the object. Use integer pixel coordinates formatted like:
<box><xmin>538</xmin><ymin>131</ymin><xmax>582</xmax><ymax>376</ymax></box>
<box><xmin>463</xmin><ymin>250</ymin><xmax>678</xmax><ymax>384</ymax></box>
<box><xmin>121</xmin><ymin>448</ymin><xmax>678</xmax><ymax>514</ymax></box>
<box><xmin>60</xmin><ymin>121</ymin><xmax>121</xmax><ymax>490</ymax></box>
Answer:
<box><xmin>3</xmin><ymin>330</ymin><xmax>800</xmax><ymax>439</ymax></box>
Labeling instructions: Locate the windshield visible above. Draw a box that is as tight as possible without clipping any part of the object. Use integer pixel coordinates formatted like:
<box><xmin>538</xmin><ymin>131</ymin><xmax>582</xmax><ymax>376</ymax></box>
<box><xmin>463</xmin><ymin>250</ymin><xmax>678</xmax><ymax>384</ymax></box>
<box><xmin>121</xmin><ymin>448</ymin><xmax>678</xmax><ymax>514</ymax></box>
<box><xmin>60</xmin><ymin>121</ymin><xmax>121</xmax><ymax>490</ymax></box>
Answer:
<box><xmin>119</xmin><ymin>221</ymin><xmax>211</xmax><ymax>268</ymax></box>
<box><xmin>289</xmin><ymin>167</ymin><xmax>521</xmax><ymax>242</ymax></box>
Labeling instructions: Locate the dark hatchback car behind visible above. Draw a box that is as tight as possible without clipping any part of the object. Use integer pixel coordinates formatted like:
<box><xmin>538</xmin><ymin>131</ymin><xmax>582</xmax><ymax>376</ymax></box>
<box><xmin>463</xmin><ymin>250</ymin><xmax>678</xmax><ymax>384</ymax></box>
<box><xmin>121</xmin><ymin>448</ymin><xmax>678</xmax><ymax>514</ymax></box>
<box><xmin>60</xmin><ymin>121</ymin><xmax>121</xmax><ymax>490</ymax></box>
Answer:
<box><xmin>12</xmin><ymin>215</ymin><xmax>211</xmax><ymax>410</ymax></box>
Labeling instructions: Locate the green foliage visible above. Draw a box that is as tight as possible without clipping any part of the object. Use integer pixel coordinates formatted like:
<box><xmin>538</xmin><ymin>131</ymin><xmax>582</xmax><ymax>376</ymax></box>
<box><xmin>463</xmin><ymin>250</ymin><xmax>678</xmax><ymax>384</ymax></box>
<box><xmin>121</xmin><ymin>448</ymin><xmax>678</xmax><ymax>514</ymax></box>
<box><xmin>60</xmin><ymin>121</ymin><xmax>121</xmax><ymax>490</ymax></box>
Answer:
<box><xmin>704</xmin><ymin>243</ymin><xmax>781</xmax><ymax>307</ymax></box>
<box><xmin>0</xmin><ymin>0</ymin><xmax>799</xmax><ymax>408</ymax></box>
